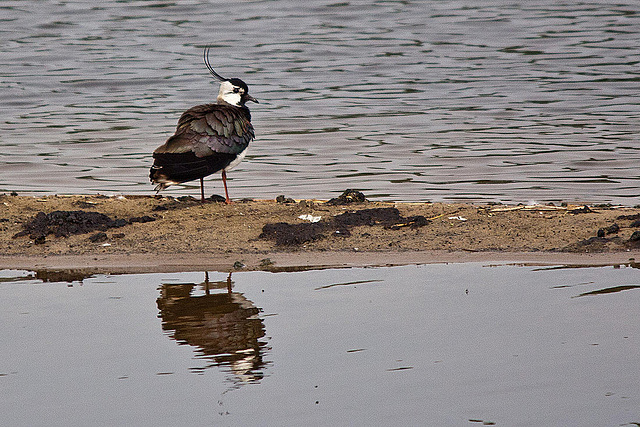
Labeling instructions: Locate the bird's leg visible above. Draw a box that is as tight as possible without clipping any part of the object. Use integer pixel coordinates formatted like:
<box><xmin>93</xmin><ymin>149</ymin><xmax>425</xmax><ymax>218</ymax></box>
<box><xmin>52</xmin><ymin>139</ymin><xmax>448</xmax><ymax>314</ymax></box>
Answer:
<box><xmin>221</xmin><ymin>170</ymin><xmax>232</xmax><ymax>204</ymax></box>
<box><xmin>200</xmin><ymin>177</ymin><xmax>205</xmax><ymax>203</ymax></box>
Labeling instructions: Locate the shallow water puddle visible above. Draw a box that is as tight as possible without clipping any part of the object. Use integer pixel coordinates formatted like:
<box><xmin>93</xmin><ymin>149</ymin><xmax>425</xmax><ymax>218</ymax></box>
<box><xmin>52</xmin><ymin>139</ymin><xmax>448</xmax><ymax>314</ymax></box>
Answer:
<box><xmin>1</xmin><ymin>263</ymin><xmax>639</xmax><ymax>426</ymax></box>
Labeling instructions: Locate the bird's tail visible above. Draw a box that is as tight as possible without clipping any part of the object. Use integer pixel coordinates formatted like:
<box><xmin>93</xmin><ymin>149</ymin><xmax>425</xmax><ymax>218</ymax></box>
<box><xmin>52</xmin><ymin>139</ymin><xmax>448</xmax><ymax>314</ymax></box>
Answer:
<box><xmin>150</xmin><ymin>152</ymin><xmax>236</xmax><ymax>188</ymax></box>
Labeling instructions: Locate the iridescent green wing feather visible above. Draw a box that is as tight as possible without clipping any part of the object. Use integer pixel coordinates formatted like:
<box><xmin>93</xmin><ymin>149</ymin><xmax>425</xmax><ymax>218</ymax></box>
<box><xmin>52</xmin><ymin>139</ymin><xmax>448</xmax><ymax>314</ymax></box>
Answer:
<box><xmin>158</xmin><ymin>104</ymin><xmax>254</xmax><ymax>157</ymax></box>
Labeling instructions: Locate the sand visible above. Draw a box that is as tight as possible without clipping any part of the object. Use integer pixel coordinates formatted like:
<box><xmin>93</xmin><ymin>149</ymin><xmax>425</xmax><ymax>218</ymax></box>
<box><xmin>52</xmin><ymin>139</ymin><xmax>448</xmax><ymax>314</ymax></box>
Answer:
<box><xmin>1</xmin><ymin>193</ymin><xmax>639</xmax><ymax>273</ymax></box>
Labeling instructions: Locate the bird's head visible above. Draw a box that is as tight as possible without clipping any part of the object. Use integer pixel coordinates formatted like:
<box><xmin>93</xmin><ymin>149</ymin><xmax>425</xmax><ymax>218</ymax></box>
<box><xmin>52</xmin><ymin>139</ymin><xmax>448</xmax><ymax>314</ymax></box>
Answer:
<box><xmin>204</xmin><ymin>47</ymin><xmax>258</xmax><ymax>107</ymax></box>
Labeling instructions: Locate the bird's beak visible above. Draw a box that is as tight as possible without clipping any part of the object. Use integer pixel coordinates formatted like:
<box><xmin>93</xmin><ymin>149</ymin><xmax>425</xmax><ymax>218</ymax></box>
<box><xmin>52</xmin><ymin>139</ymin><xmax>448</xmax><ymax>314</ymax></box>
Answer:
<box><xmin>246</xmin><ymin>94</ymin><xmax>259</xmax><ymax>103</ymax></box>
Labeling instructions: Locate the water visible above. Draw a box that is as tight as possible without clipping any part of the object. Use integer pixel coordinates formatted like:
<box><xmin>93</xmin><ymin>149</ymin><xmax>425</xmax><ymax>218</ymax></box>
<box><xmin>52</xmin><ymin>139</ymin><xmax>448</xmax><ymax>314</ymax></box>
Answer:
<box><xmin>1</xmin><ymin>263</ymin><xmax>639</xmax><ymax>426</ymax></box>
<box><xmin>0</xmin><ymin>1</ymin><xmax>639</xmax><ymax>204</ymax></box>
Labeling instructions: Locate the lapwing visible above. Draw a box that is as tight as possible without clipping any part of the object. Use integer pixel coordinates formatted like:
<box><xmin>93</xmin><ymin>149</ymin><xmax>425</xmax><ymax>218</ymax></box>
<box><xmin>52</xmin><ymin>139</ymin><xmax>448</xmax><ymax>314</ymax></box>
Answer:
<box><xmin>150</xmin><ymin>47</ymin><xmax>258</xmax><ymax>203</ymax></box>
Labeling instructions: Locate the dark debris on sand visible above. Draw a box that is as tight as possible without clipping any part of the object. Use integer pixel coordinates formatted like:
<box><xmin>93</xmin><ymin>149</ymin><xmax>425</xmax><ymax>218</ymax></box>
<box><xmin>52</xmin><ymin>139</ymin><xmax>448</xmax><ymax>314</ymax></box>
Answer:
<box><xmin>326</xmin><ymin>189</ymin><xmax>367</xmax><ymax>205</ymax></box>
<box><xmin>12</xmin><ymin>210</ymin><xmax>156</xmax><ymax>242</ymax></box>
<box><xmin>276</xmin><ymin>195</ymin><xmax>296</xmax><ymax>204</ymax></box>
<box><xmin>260</xmin><ymin>207</ymin><xmax>430</xmax><ymax>246</ymax></box>
<box><xmin>566</xmin><ymin>217</ymin><xmax>640</xmax><ymax>251</ymax></box>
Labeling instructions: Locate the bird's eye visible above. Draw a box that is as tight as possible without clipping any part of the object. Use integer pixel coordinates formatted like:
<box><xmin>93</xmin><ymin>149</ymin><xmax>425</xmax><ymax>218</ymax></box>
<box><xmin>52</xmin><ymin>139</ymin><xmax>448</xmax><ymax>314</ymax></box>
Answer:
<box><xmin>233</xmin><ymin>87</ymin><xmax>240</xmax><ymax>93</ymax></box>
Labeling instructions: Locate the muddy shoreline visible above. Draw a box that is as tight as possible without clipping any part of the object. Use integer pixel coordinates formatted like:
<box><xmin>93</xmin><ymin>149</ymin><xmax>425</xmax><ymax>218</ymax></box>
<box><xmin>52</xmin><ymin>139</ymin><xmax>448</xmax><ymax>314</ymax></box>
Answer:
<box><xmin>1</xmin><ymin>252</ymin><xmax>638</xmax><ymax>277</ymax></box>
<box><xmin>1</xmin><ymin>193</ymin><xmax>639</xmax><ymax>274</ymax></box>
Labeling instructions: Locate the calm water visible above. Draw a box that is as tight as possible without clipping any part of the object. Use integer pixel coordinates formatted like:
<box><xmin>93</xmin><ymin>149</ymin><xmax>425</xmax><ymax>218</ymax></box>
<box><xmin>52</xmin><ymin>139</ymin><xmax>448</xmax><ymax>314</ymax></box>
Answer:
<box><xmin>1</xmin><ymin>263</ymin><xmax>640</xmax><ymax>426</ymax></box>
<box><xmin>0</xmin><ymin>1</ymin><xmax>639</xmax><ymax>204</ymax></box>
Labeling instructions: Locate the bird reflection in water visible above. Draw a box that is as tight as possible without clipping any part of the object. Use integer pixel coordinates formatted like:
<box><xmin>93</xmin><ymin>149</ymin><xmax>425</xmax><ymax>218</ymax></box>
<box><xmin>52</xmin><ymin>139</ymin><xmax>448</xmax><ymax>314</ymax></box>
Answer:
<box><xmin>156</xmin><ymin>272</ymin><xmax>268</xmax><ymax>386</ymax></box>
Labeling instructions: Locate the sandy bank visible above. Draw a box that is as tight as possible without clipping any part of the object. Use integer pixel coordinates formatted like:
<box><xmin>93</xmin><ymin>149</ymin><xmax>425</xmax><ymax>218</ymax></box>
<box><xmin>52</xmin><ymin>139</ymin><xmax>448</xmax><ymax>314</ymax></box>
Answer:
<box><xmin>1</xmin><ymin>193</ymin><xmax>638</xmax><ymax>273</ymax></box>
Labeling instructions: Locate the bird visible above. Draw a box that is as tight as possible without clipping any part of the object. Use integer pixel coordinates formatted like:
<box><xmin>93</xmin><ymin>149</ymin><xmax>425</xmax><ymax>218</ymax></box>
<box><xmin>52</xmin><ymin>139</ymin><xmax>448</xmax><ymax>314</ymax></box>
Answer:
<box><xmin>150</xmin><ymin>47</ymin><xmax>258</xmax><ymax>203</ymax></box>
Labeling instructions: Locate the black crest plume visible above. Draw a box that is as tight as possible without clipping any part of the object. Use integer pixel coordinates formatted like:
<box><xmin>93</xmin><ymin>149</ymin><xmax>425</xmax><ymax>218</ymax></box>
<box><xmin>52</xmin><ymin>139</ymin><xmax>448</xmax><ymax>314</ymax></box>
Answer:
<box><xmin>203</xmin><ymin>47</ymin><xmax>227</xmax><ymax>82</ymax></box>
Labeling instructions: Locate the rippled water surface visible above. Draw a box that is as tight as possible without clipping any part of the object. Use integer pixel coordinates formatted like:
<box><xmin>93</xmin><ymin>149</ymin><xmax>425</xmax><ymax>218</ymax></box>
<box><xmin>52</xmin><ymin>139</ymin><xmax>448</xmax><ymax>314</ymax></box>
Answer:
<box><xmin>1</xmin><ymin>263</ymin><xmax>640</xmax><ymax>426</ymax></box>
<box><xmin>1</xmin><ymin>1</ymin><xmax>638</xmax><ymax>204</ymax></box>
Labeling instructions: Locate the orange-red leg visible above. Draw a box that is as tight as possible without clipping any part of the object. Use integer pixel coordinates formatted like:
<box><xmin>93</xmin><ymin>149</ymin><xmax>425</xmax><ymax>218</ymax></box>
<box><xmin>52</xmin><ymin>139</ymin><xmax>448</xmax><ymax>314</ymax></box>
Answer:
<box><xmin>221</xmin><ymin>170</ymin><xmax>232</xmax><ymax>204</ymax></box>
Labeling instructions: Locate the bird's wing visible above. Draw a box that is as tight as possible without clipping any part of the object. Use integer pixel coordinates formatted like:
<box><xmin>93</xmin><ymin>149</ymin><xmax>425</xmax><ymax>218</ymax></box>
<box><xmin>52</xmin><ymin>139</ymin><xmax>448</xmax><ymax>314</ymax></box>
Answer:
<box><xmin>156</xmin><ymin>104</ymin><xmax>254</xmax><ymax>157</ymax></box>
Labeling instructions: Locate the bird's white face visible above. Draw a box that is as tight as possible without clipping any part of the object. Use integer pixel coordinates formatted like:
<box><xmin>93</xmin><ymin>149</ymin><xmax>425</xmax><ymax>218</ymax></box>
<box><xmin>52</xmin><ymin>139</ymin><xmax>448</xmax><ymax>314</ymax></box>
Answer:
<box><xmin>217</xmin><ymin>80</ymin><xmax>244</xmax><ymax>106</ymax></box>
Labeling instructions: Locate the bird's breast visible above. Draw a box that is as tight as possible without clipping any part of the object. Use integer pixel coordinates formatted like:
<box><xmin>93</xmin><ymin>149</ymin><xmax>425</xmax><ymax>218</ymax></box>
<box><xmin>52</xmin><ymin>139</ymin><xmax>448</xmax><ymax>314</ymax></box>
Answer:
<box><xmin>224</xmin><ymin>147</ymin><xmax>248</xmax><ymax>171</ymax></box>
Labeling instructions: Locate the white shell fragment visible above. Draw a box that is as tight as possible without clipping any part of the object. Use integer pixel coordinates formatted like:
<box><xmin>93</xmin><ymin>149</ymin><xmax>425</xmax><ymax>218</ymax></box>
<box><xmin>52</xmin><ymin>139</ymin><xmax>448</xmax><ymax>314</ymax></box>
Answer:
<box><xmin>298</xmin><ymin>214</ymin><xmax>322</xmax><ymax>223</ymax></box>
